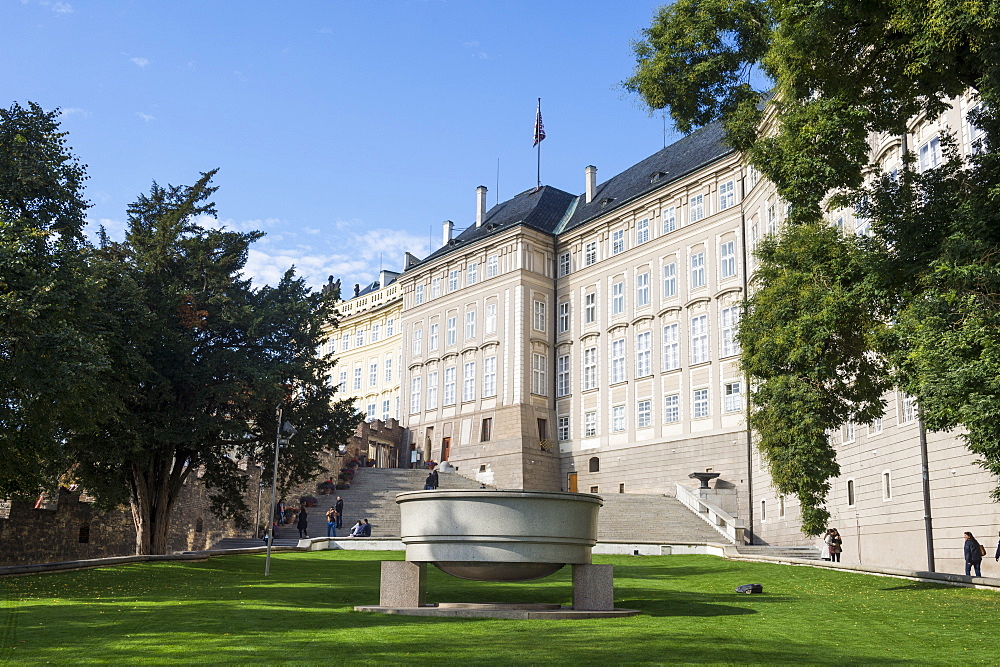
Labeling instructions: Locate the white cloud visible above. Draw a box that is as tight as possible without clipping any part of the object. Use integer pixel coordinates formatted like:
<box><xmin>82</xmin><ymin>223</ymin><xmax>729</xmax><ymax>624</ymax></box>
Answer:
<box><xmin>130</xmin><ymin>57</ymin><xmax>149</xmax><ymax>68</ymax></box>
<box><xmin>84</xmin><ymin>217</ymin><xmax>127</xmax><ymax>243</ymax></box>
<box><xmin>60</xmin><ymin>107</ymin><xmax>88</xmax><ymax>118</ymax></box>
<box><xmin>51</xmin><ymin>2</ymin><xmax>72</xmax><ymax>13</ymax></box>
<box><xmin>136</xmin><ymin>112</ymin><xmax>155</xmax><ymax>122</ymax></box>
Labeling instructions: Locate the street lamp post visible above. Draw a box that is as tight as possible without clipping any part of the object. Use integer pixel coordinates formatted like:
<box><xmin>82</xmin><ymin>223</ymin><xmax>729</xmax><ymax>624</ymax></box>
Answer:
<box><xmin>265</xmin><ymin>405</ymin><xmax>296</xmax><ymax>576</ymax></box>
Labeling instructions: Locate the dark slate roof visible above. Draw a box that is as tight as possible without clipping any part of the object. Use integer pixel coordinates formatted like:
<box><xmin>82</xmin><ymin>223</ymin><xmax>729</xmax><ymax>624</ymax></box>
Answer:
<box><xmin>415</xmin><ymin>185</ymin><xmax>577</xmax><ymax>267</ymax></box>
<box><xmin>560</xmin><ymin>122</ymin><xmax>733</xmax><ymax>233</ymax></box>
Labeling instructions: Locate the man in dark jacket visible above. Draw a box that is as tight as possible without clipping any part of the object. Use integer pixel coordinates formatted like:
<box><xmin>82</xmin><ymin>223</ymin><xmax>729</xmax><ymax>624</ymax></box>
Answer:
<box><xmin>964</xmin><ymin>532</ymin><xmax>983</xmax><ymax>577</ymax></box>
<box><xmin>335</xmin><ymin>496</ymin><xmax>344</xmax><ymax>528</ymax></box>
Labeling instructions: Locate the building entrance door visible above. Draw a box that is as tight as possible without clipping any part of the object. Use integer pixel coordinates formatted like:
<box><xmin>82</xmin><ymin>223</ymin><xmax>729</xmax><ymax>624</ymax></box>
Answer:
<box><xmin>567</xmin><ymin>472</ymin><xmax>578</xmax><ymax>493</ymax></box>
<box><xmin>441</xmin><ymin>437</ymin><xmax>451</xmax><ymax>461</ymax></box>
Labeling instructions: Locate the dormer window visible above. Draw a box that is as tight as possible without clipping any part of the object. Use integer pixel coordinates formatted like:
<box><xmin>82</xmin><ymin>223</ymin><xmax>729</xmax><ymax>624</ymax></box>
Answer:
<box><xmin>649</xmin><ymin>171</ymin><xmax>667</xmax><ymax>183</ymax></box>
<box><xmin>600</xmin><ymin>197</ymin><xmax>615</xmax><ymax>208</ymax></box>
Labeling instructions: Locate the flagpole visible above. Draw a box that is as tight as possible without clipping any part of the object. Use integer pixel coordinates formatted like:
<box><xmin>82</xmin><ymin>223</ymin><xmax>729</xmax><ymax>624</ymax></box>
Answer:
<box><xmin>536</xmin><ymin>98</ymin><xmax>542</xmax><ymax>189</ymax></box>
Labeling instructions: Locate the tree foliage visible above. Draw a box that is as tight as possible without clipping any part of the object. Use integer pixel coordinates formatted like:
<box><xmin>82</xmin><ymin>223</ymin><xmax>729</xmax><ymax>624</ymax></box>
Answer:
<box><xmin>0</xmin><ymin>102</ymin><xmax>106</xmax><ymax>496</ymax></box>
<box><xmin>627</xmin><ymin>1</ymin><xmax>1000</xmax><ymax>534</ymax></box>
<box><xmin>70</xmin><ymin>172</ymin><xmax>362</xmax><ymax>554</ymax></box>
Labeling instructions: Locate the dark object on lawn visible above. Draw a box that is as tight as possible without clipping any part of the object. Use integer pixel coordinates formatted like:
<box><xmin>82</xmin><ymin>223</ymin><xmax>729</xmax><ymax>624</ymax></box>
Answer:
<box><xmin>735</xmin><ymin>583</ymin><xmax>763</xmax><ymax>594</ymax></box>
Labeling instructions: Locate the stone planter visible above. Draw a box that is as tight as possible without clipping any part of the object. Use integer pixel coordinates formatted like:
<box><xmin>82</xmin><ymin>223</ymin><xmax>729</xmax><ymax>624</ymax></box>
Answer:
<box><xmin>396</xmin><ymin>489</ymin><xmax>602</xmax><ymax>581</ymax></box>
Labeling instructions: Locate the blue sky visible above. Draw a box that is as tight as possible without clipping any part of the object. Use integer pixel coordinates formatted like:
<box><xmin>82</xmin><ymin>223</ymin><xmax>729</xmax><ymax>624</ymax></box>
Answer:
<box><xmin>4</xmin><ymin>0</ymin><xmax>684</xmax><ymax>289</ymax></box>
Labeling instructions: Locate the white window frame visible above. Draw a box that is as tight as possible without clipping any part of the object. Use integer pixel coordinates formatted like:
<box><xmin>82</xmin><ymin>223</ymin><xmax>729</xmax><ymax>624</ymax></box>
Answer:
<box><xmin>429</xmin><ymin>323</ymin><xmax>439</xmax><ymax>351</ymax></box>
<box><xmin>689</xmin><ymin>193</ymin><xmax>705</xmax><ymax>223</ymax></box>
<box><xmin>719</xmin><ymin>180</ymin><xmax>735</xmax><ymax>210</ymax></box>
<box><xmin>635</xmin><ymin>331</ymin><xmax>652</xmax><ymax>377</ymax></box>
<box><xmin>463</xmin><ymin>361</ymin><xmax>476</xmax><ymax>402</ymax></box>
<box><xmin>531</xmin><ymin>353</ymin><xmax>547</xmax><ymax>396</ymax></box>
<box><xmin>448</xmin><ymin>269</ymin><xmax>460</xmax><ymax>292</ymax></box>
<box><xmin>636</xmin><ymin>271</ymin><xmax>650</xmax><ymax>307</ymax></box>
<box><xmin>636</xmin><ymin>218</ymin><xmax>650</xmax><ymax>245</ymax></box>
<box><xmin>720</xmin><ymin>306</ymin><xmax>740</xmax><ymax>357</ymax></box>
<box><xmin>353</xmin><ymin>366</ymin><xmax>362</xmax><ymax>390</ymax></box>
<box><xmin>387</xmin><ymin>318</ymin><xmax>394</xmax><ymax>336</ymax></box>
<box><xmin>612</xmin><ymin>405</ymin><xmax>626</xmax><ymax>432</ymax></box>
<box><xmin>444</xmin><ymin>366</ymin><xmax>456</xmax><ymax>406</ymax></box>
<box><xmin>900</xmin><ymin>394</ymin><xmax>916</xmax><ymax>424</ymax></box>
<box><xmin>410</xmin><ymin>376</ymin><xmax>421</xmax><ymax>414</ymax></box>
<box><xmin>465</xmin><ymin>310</ymin><xmax>476</xmax><ymax>340</ymax></box>
<box><xmin>612</xmin><ymin>228</ymin><xmax>625</xmax><ymax>255</ymax></box>
<box><xmin>662</xmin><ymin>323</ymin><xmax>680</xmax><ymax>371</ymax></box>
<box><xmin>467</xmin><ymin>262</ymin><xmax>478</xmax><ymax>285</ymax></box>
<box><xmin>369</xmin><ymin>361</ymin><xmax>378</xmax><ymax>387</ymax></box>
<box><xmin>486</xmin><ymin>255</ymin><xmax>499</xmax><ymax>278</ymax></box>
<box><xmin>612</xmin><ymin>281</ymin><xmax>625</xmax><ymax>315</ymax></box>
<box><xmin>482</xmin><ymin>356</ymin><xmax>497</xmax><ymax>397</ymax></box>
<box><xmin>584</xmin><ymin>411</ymin><xmax>597</xmax><ymax>437</ymax></box>
<box><xmin>663</xmin><ymin>261</ymin><xmax>676</xmax><ymax>298</ymax></box>
<box><xmin>558</xmin><ymin>302</ymin><xmax>570</xmax><ymax>333</ymax></box>
<box><xmin>557</xmin><ymin>415</ymin><xmax>570</xmax><ymax>441</ymax></box>
<box><xmin>637</xmin><ymin>399</ymin><xmax>652</xmax><ymax>428</ymax></box>
<box><xmin>533</xmin><ymin>300</ymin><xmax>546</xmax><ymax>332</ymax></box>
<box><xmin>585</xmin><ymin>241</ymin><xmax>598</xmax><ymax>266</ymax></box>
<box><xmin>693</xmin><ymin>388</ymin><xmax>710</xmax><ymax>418</ymax></box>
<box><xmin>431</xmin><ymin>277</ymin><xmax>441</xmax><ymax>299</ymax></box>
<box><xmin>720</xmin><ymin>240</ymin><xmax>736</xmax><ymax>279</ymax></box>
<box><xmin>372</xmin><ymin>324</ymin><xmax>380</xmax><ymax>343</ymax></box>
<box><xmin>690</xmin><ymin>251</ymin><xmax>705</xmax><ymax>289</ymax></box>
<box><xmin>585</xmin><ymin>292</ymin><xmax>596</xmax><ymax>324</ymax></box>
<box><xmin>611</xmin><ymin>338</ymin><xmax>626</xmax><ymax>384</ymax></box>
<box><xmin>446</xmin><ymin>316</ymin><xmax>457</xmax><ymax>346</ymax></box>
<box><xmin>426</xmin><ymin>371</ymin><xmax>438</xmax><ymax>410</ymax></box>
<box><xmin>485</xmin><ymin>303</ymin><xmax>497</xmax><ymax>335</ymax></box>
<box><xmin>690</xmin><ymin>314</ymin><xmax>709</xmax><ymax>365</ymax></box>
<box><xmin>384</xmin><ymin>358</ymin><xmax>392</xmax><ymax>383</ymax></box>
<box><xmin>662</xmin><ymin>205</ymin><xmax>676</xmax><ymax>234</ymax></box>
<box><xmin>664</xmin><ymin>393</ymin><xmax>680</xmax><ymax>422</ymax></box>
<box><xmin>724</xmin><ymin>381</ymin><xmax>742</xmax><ymax>413</ymax></box>
<box><xmin>556</xmin><ymin>354</ymin><xmax>571</xmax><ymax>397</ymax></box>
<box><xmin>558</xmin><ymin>252</ymin><xmax>571</xmax><ymax>277</ymax></box>
<box><xmin>412</xmin><ymin>329</ymin><xmax>422</xmax><ymax>355</ymax></box>
<box><xmin>583</xmin><ymin>347</ymin><xmax>597</xmax><ymax>391</ymax></box>
<box><xmin>415</xmin><ymin>284</ymin><xmax>424</xmax><ymax>305</ymax></box>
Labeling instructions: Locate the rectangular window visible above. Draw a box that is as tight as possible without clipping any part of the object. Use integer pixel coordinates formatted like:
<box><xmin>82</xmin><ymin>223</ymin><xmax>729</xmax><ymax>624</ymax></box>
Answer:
<box><xmin>636</xmin><ymin>218</ymin><xmax>650</xmax><ymax>245</ymax></box>
<box><xmin>426</xmin><ymin>371</ymin><xmax>439</xmax><ymax>410</ymax></box>
<box><xmin>431</xmin><ymin>277</ymin><xmax>441</xmax><ymax>299</ymax></box>
<box><xmin>612</xmin><ymin>281</ymin><xmax>625</xmax><ymax>315</ymax></box>
<box><xmin>637</xmin><ymin>399</ymin><xmax>652</xmax><ymax>428</ymax></box>
<box><xmin>367</xmin><ymin>401</ymin><xmax>376</xmax><ymax>419</ymax></box>
<box><xmin>583</xmin><ymin>347</ymin><xmax>597</xmax><ymax>390</ymax></box>
<box><xmin>353</xmin><ymin>366</ymin><xmax>362</xmax><ymax>390</ymax></box>
<box><xmin>693</xmin><ymin>388</ymin><xmax>709</xmax><ymax>418</ymax></box>
<box><xmin>661</xmin><ymin>323</ymin><xmax>682</xmax><ymax>371</ymax></box>
<box><xmin>690</xmin><ymin>252</ymin><xmax>705</xmax><ymax>289</ymax></box>
<box><xmin>869</xmin><ymin>418</ymin><xmax>883</xmax><ymax>435</ymax></box>
<box><xmin>338</xmin><ymin>371</ymin><xmax>347</xmax><ymax>393</ymax></box>
<box><xmin>612</xmin><ymin>229</ymin><xmax>625</xmax><ymax>255</ymax></box>
<box><xmin>557</xmin><ymin>415</ymin><xmax>570</xmax><ymax>441</ymax></box>
<box><xmin>384</xmin><ymin>358</ymin><xmax>392</xmax><ymax>383</ymax></box>
<box><xmin>635</xmin><ymin>331</ymin><xmax>652</xmax><ymax>377</ymax></box>
<box><xmin>719</xmin><ymin>180</ymin><xmax>735</xmax><ymax>211</ymax></box>
<box><xmin>585</xmin><ymin>241</ymin><xmax>598</xmax><ymax>266</ymax></box>
<box><xmin>486</xmin><ymin>255</ymin><xmax>499</xmax><ymax>278</ymax></box>
<box><xmin>410</xmin><ymin>376</ymin><xmax>421</xmax><ymax>414</ymax></box>
<box><xmin>720</xmin><ymin>306</ymin><xmax>740</xmax><ymax>357</ymax></box>
<box><xmin>724</xmin><ymin>381</ymin><xmax>742</xmax><ymax>413</ymax></box>
<box><xmin>760</xmin><ymin>499</ymin><xmax>766</xmax><ymax>522</ymax></box>
<box><xmin>558</xmin><ymin>302</ymin><xmax>570</xmax><ymax>333</ymax></box>
<box><xmin>690</xmin><ymin>314</ymin><xmax>709</xmax><ymax>364</ymax></box>
<box><xmin>480</xmin><ymin>417</ymin><xmax>492</xmax><ymax>441</ymax></box>
<box><xmin>662</xmin><ymin>205</ymin><xmax>676</xmax><ymax>233</ymax></box>
<box><xmin>483</xmin><ymin>356</ymin><xmax>497</xmax><ymax>397</ymax></box>
<box><xmin>919</xmin><ymin>136</ymin><xmax>941</xmax><ymax>172</ymax></box>
<box><xmin>429</xmin><ymin>323</ymin><xmax>439</xmax><ymax>351</ymax></box>
<box><xmin>559</xmin><ymin>252</ymin><xmax>571</xmax><ymax>277</ymax></box>
<box><xmin>465</xmin><ymin>310</ymin><xmax>476</xmax><ymax>339</ymax></box>
<box><xmin>585</xmin><ymin>411</ymin><xmax>597</xmax><ymax>437</ymax></box>
<box><xmin>446</xmin><ymin>316</ymin><xmax>457</xmax><ymax>345</ymax></box>
<box><xmin>356</xmin><ymin>329</ymin><xmax>365</xmax><ymax>346</ymax></box>
<box><xmin>843</xmin><ymin>421</ymin><xmax>855</xmax><ymax>443</ymax></box>
<box><xmin>372</xmin><ymin>324</ymin><xmax>380</xmax><ymax>343</ymax></box>
<box><xmin>766</xmin><ymin>203</ymin><xmax>777</xmax><ymax>234</ymax></box>
<box><xmin>342</xmin><ymin>334</ymin><xmax>350</xmax><ymax>351</ymax></box>
<box><xmin>882</xmin><ymin>470</ymin><xmax>892</xmax><ymax>500</ymax></box>
<box><xmin>663</xmin><ymin>261</ymin><xmax>676</xmax><ymax>298</ymax></box>
<box><xmin>369</xmin><ymin>362</ymin><xmax>378</xmax><ymax>387</ymax></box>
<box><xmin>463</xmin><ymin>361</ymin><xmax>476</xmax><ymax>402</ymax></box>
<box><xmin>382</xmin><ymin>399</ymin><xmax>390</xmax><ymax>422</ymax></box>
<box><xmin>449</xmin><ymin>270</ymin><xmax>460</xmax><ymax>292</ymax></box>
<box><xmin>415</xmin><ymin>284</ymin><xmax>424</xmax><ymax>305</ymax></box>
<box><xmin>467</xmin><ymin>262</ymin><xmax>478</xmax><ymax>285</ymax></box>
<box><xmin>720</xmin><ymin>240</ymin><xmax>736</xmax><ymax>279</ymax></box>
<box><xmin>585</xmin><ymin>292</ymin><xmax>596</xmax><ymax>324</ymax></box>
<box><xmin>689</xmin><ymin>193</ymin><xmax>705</xmax><ymax>223</ymax></box>
<box><xmin>556</xmin><ymin>354</ymin><xmax>571</xmax><ymax>397</ymax></box>
<box><xmin>901</xmin><ymin>395</ymin><xmax>916</xmax><ymax>424</ymax></box>
<box><xmin>612</xmin><ymin>405</ymin><xmax>625</xmax><ymax>432</ymax></box>
<box><xmin>847</xmin><ymin>479</ymin><xmax>856</xmax><ymax>507</ymax></box>
<box><xmin>444</xmin><ymin>367</ymin><xmax>456</xmax><ymax>405</ymax></box>
<box><xmin>387</xmin><ymin>318</ymin><xmax>394</xmax><ymax>336</ymax></box>
<box><xmin>611</xmin><ymin>338</ymin><xmax>626</xmax><ymax>384</ymax></box>
<box><xmin>664</xmin><ymin>394</ymin><xmax>680</xmax><ymax>422</ymax></box>
<box><xmin>484</xmin><ymin>303</ymin><xmax>497</xmax><ymax>335</ymax></box>
<box><xmin>533</xmin><ymin>300</ymin><xmax>546</xmax><ymax>331</ymax></box>
<box><xmin>412</xmin><ymin>329</ymin><xmax>422</xmax><ymax>355</ymax></box>
<box><xmin>636</xmin><ymin>271</ymin><xmax>650</xmax><ymax>307</ymax></box>
<box><xmin>531</xmin><ymin>353</ymin><xmax>547</xmax><ymax>396</ymax></box>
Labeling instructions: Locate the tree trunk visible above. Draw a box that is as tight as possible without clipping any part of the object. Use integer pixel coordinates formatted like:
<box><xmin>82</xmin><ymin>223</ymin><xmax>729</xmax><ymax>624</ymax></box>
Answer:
<box><xmin>128</xmin><ymin>452</ymin><xmax>188</xmax><ymax>555</ymax></box>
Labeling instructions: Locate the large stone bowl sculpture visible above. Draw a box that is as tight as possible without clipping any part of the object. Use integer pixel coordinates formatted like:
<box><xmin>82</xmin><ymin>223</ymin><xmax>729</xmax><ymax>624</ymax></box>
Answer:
<box><xmin>396</xmin><ymin>489</ymin><xmax>602</xmax><ymax>581</ymax></box>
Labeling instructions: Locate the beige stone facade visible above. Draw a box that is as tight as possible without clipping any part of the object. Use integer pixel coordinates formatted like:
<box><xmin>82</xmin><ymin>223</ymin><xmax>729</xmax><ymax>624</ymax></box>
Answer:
<box><xmin>338</xmin><ymin>95</ymin><xmax>999</xmax><ymax>574</ymax></box>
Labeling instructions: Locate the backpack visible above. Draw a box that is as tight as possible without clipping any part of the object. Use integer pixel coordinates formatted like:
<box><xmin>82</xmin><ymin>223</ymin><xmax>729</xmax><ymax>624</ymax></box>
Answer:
<box><xmin>735</xmin><ymin>583</ymin><xmax>763</xmax><ymax>594</ymax></box>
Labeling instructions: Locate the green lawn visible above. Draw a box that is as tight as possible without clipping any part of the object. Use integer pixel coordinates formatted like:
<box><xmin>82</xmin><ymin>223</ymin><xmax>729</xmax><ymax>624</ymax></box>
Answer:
<box><xmin>0</xmin><ymin>551</ymin><xmax>995</xmax><ymax>664</ymax></box>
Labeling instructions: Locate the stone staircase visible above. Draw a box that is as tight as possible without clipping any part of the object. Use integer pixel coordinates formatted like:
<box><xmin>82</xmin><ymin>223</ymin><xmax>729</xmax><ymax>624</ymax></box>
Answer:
<box><xmin>734</xmin><ymin>545</ymin><xmax>824</xmax><ymax>560</ymax></box>
<box><xmin>595</xmin><ymin>492</ymin><xmax>733</xmax><ymax>544</ymax></box>
<box><xmin>211</xmin><ymin>469</ymin><xmax>745</xmax><ymax>549</ymax></box>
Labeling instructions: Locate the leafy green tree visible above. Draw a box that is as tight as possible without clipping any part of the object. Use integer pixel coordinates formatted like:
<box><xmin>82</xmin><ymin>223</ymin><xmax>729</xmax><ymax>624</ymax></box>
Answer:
<box><xmin>73</xmin><ymin>172</ymin><xmax>361</xmax><ymax>554</ymax></box>
<box><xmin>0</xmin><ymin>102</ymin><xmax>105</xmax><ymax>497</ymax></box>
<box><xmin>625</xmin><ymin>0</ymin><xmax>1000</xmax><ymax>533</ymax></box>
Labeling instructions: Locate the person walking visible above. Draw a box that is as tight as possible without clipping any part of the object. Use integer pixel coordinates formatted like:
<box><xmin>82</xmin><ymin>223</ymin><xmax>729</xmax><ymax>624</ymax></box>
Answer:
<box><xmin>430</xmin><ymin>468</ymin><xmax>440</xmax><ymax>490</ymax></box>
<box><xmin>297</xmin><ymin>505</ymin><xmax>309</xmax><ymax>539</ymax></box>
<box><xmin>325</xmin><ymin>507</ymin><xmax>338</xmax><ymax>537</ymax></box>
<box><xmin>425</xmin><ymin>471</ymin><xmax>435</xmax><ymax>490</ymax></box>
<box><xmin>335</xmin><ymin>496</ymin><xmax>344</xmax><ymax>528</ymax></box>
<box><xmin>964</xmin><ymin>531</ymin><xmax>984</xmax><ymax>577</ymax></box>
<box><xmin>994</xmin><ymin>530</ymin><xmax>1000</xmax><ymax>564</ymax></box>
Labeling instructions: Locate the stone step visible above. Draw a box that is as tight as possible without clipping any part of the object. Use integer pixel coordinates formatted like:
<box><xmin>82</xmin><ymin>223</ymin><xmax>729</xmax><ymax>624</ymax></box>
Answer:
<box><xmin>735</xmin><ymin>545</ymin><xmax>823</xmax><ymax>559</ymax></box>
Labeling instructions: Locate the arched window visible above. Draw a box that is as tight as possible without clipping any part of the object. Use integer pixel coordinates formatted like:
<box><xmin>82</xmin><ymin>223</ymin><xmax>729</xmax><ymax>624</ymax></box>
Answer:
<box><xmin>589</xmin><ymin>457</ymin><xmax>600</xmax><ymax>473</ymax></box>
<box><xmin>78</xmin><ymin>522</ymin><xmax>90</xmax><ymax>544</ymax></box>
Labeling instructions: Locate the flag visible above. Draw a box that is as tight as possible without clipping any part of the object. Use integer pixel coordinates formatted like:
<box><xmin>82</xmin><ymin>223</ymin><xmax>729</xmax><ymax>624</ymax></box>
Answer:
<box><xmin>533</xmin><ymin>99</ymin><xmax>546</xmax><ymax>146</ymax></box>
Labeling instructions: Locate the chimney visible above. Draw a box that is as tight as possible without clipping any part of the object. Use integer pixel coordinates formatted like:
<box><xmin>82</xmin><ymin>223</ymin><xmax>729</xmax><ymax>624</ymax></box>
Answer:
<box><xmin>442</xmin><ymin>220</ymin><xmax>454</xmax><ymax>246</ymax></box>
<box><xmin>585</xmin><ymin>165</ymin><xmax>597</xmax><ymax>203</ymax></box>
<box><xmin>476</xmin><ymin>185</ymin><xmax>488</xmax><ymax>227</ymax></box>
